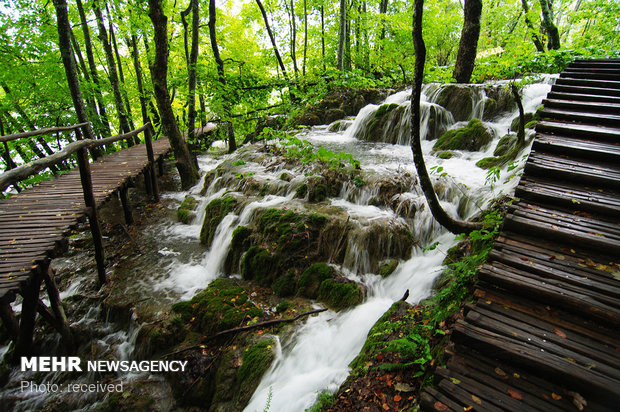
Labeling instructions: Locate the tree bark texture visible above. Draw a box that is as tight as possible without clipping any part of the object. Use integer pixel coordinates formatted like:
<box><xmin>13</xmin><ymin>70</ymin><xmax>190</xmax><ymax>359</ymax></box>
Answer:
<box><xmin>93</xmin><ymin>0</ymin><xmax>131</xmax><ymax>135</ymax></box>
<box><xmin>75</xmin><ymin>0</ymin><xmax>111</xmax><ymax>136</ymax></box>
<box><xmin>511</xmin><ymin>84</ymin><xmax>525</xmax><ymax>146</ymax></box>
<box><xmin>521</xmin><ymin>0</ymin><xmax>545</xmax><ymax>52</ymax></box>
<box><xmin>410</xmin><ymin>0</ymin><xmax>482</xmax><ymax>235</ymax></box>
<box><xmin>187</xmin><ymin>0</ymin><xmax>200</xmax><ymax>141</ymax></box>
<box><xmin>303</xmin><ymin>0</ymin><xmax>308</xmax><ymax>76</ymax></box>
<box><xmin>255</xmin><ymin>0</ymin><xmax>289</xmax><ymax>81</ymax></box>
<box><xmin>539</xmin><ymin>0</ymin><xmax>560</xmax><ymax>50</ymax></box>
<box><xmin>453</xmin><ymin>0</ymin><xmax>482</xmax><ymax>83</ymax></box>
<box><xmin>148</xmin><ymin>0</ymin><xmax>198</xmax><ymax>190</ymax></box>
<box><xmin>69</xmin><ymin>29</ymin><xmax>100</xmax><ymax>136</ymax></box>
<box><xmin>129</xmin><ymin>35</ymin><xmax>151</xmax><ymax>128</ymax></box>
<box><xmin>337</xmin><ymin>0</ymin><xmax>347</xmax><ymax>70</ymax></box>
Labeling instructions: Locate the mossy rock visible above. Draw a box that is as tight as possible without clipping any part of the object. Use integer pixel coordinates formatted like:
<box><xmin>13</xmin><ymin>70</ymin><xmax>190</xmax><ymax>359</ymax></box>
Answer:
<box><xmin>237</xmin><ymin>338</ymin><xmax>276</xmax><ymax>399</ymax></box>
<box><xmin>437</xmin><ymin>151</ymin><xmax>455</xmax><ymax>159</ymax></box>
<box><xmin>510</xmin><ymin>112</ymin><xmax>535</xmax><ymax>132</ymax></box>
<box><xmin>134</xmin><ymin>318</ymin><xmax>187</xmax><ymax>359</ymax></box>
<box><xmin>297</xmin><ymin>262</ymin><xmax>333</xmax><ymax>299</ymax></box>
<box><xmin>272</xmin><ymin>270</ymin><xmax>297</xmax><ymax>297</ymax></box>
<box><xmin>240</xmin><ymin>246</ymin><xmax>279</xmax><ymax>286</ymax></box>
<box><xmin>319</xmin><ymin>278</ymin><xmax>363</xmax><ymax>310</ymax></box>
<box><xmin>309</xmin><ymin>183</ymin><xmax>329</xmax><ymax>202</ymax></box>
<box><xmin>280</xmin><ymin>172</ymin><xmax>291</xmax><ymax>181</ymax></box>
<box><xmin>325</xmin><ymin>108</ymin><xmax>346</xmax><ymax>124</ymax></box>
<box><xmin>199</xmin><ymin>196</ymin><xmax>237</xmax><ymax>247</ymax></box>
<box><xmin>275</xmin><ymin>300</ymin><xmax>291</xmax><ymax>313</ymax></box>
<box><xmin>482</xmin><ymin>98</ymin><xmax>497</xmax><ymax>120</ymax></box>
<box><xmin>378</xmin><ymin>259</ymin><xmax>399</xmax><ymax>277</ymax></box>
<box><xmin>295</xmin><ymin>183</ymin><xmax>308</xmax><ymax>198</ymax></box>
<box><xmin>171</xmin><ymin>278</ymin><xmax>264</xmax><ymax>336</ymax></box>
<box><xmin>433</xmin><ymin>119</ymin><xmax>492</xmax><ymax>152</ymax></box>
<box><xmin>225</xmin><ymin>226</ymin><xmax>252</xmax><ymax>273</ymax></box>
<box><xmin>200</xmin><ymin>170</ymin><xmax>218</xmax><ymax>195</ymax></box>
<box><xmin>177</xmin><ymin>195</ymin><xmax>198</xmax><ymax>224</ymax></box>
<box><xmin>525</xmin><ymin>120</ymin><xmax>537</xmax><ymax>129</ymax></box>
<box><xmin>435</xmin><ymin>85</ymin><xmax>473</xmax><ymax>122</ymax></box>
<box><xmin>493</xmin><ymin>133</ymin><xmax>517</xmax><ymax>157</ymax></box>
<box><xmin>328</xmin><ymin>120</ymin><xmax>351</xmax><ymax>132</ymax></box>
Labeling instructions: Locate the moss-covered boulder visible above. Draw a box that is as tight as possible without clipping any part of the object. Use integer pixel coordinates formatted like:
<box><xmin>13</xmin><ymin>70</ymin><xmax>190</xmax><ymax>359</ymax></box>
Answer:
<box><xmin>437</xmin><ymin>151</ymin><xmax>455</xmax><ymax>159</ymax></box>
<box><xmin>435</xmin><ymin>85</ymin><xmax>473</xmax><ymax>122</ymax></box>
<box><xmin>493</xmin><ymin>133</ymin><xmax>518</xmax><ymax>157</ymax></box>
<box><xmin>433</xmin><ymin>119</ymin><xmax>493</xmax><ymax>152</ymax></box>
<box><xmin>328</xmin><ymin>120</ymin><xmax>352</xmax><ymax>132</ymax></box>
<box><xmin>134</xmin><ymin>317</ymin><xmax>187</xmax><ymax>360</ymax></box>
<box><xmin>297</xmin><ymin>263</ymin><xmax>334</xmax><ymax>299</ymax></box>
<box><xmin>199</xmin><ymin>196</ymin><xmax>237</xmax><ymax>247</ymax></box>
<box><xmin>171</xmin><ymin>278</ymin><xmax>264</xmax><ymax>336</ymax></box>
<box><xmin>483</xmin><ymin>86</ymin><xmax>516</xmax><ymax>120</ymax></box>
<box><xmin>510</xmin><ymin>112</ymin><xmax>535</xmax><ymax>132</ymax></box>
<box><xmin>243</xmin><ymin>115</ymin><xmax>286</xmax><ymax>145</ymax></box>
<box><xmin>225</xmin><ymin>226</ymin><xmax>252</xmax><ymax>274</ymax></box>
<box><xmin>378</xmin><ymin>259</ymin><xmax>399</xmax><ymax>277</ymax></box>
<box><xmin>359</xmin><ymin>103</ymin><xmax>406</xmax><ymax>143</ymax></box>
<box><xmin>319</xmin><ymin>277</ymin><xmax>363</xmax><ymax>310</ymax></box>
<box><xmin>325</xmin><ymin>108</ymin><xmax>346</xmax><ymax>124</ymax></box>
<box><xmin>177</xmin><ymin>195</ymin><xmax>198</xmax><ymax>224</ymax></box>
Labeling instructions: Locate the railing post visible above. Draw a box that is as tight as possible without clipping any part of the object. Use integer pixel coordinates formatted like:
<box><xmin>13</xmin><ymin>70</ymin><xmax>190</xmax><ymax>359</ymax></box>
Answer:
<box><xmin>144</xmin><ymin>125</ymin><xmax>160</xmax><ymax>202</ymax></box>
<box><xmin>75</xmin><ymin>128</ymin><xmax>106</xmax><ymax>285</ymax></box>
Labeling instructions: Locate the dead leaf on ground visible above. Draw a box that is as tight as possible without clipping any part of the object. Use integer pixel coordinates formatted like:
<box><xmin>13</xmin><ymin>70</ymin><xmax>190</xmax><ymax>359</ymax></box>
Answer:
<box><xmin>494</xmin><ymin>367</ymin><xmax>506</xmax><ymax>376</ymax></box>
<box><xmin>554</xmin><ymin>328</ymin><xmax>567</xmax><ymax>339</ymax></box>
<box><xmin>507</xmin><ymin>388</ymin><xmax>523</xmax><ymax>400</ymax></box>
<box><xmin>471</xmin><ymin>395</ymin><xmax>482</xmax><ymax>405</ymax></box>
<box><xmin>433</xmin><ymin>401</ymin><xmax>448</xmax><ymax>411</ymax></box>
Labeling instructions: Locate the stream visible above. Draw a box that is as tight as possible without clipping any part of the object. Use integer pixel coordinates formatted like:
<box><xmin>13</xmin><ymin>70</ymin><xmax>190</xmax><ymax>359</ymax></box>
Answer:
<box><xmin>0</xmin><ymin>79</ymin><xmax>553</xmax><ymax>411</ymax></box>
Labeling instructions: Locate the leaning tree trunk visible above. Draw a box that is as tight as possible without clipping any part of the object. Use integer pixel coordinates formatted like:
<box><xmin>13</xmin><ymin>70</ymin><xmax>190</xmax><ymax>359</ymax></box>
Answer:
<box><xmin>209</xmin><ymin>0</ymin><xmax>236</xmax><ymax>153</ymax></box>
<box><xmin>128</xmin><ymin>35</ymin><xmax>151</xmax><ymax>129</ymax></box>
<box><xmin>148</xmin><ymin>0</ymin><xmax>198</xmax><ymax>189</ymax></box>
<box><xmin>520</xmin><ymin>0</ymin><xmax>545</xmax><ymax>52</ymax></box>
<box><xmin>75</xmin><ymin>0</ymin><xmax>111</xmax><ymax>137</ymax></box>
<box><xmin>539</xmin><ymin>0</ymin><xmax>560</xmax><ymax>50</ymax></box>
<box><xmin>453</xmin><ymin>0</ymin><xmax>483</xmax><ymax>83</ymax></box>
<box><xmin>69</xmin><ymin>29</ymin><xmax>100</xmax><ymax>136</ymax></box>
<box><xmin>255</xmin><ymin>0</ymin><xmax>289</xmax><ymax>82</ymax></box>
<box><xmin>410</xmin><ymin>0</ymin><xmax>482</xmax><ymax>235</ymax></box>
<box><xmin>93</xmin><ymin>0</ymin><xmax>132</xmax><ymax>136</ymax></box>
<box><xmin>511</xmin><ymin>84</ymin><xmax>526</xmax><ymax>146</ymax></box>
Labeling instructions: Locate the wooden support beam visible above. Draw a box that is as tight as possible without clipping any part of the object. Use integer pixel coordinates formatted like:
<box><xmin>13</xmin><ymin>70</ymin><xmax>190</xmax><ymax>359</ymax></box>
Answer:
<box><xmin>0</xmin><ymin>297</ymin><xmax>19</xmax><ymax>341</ymax></box>
<box><xmin>157</xmin><ymin>157</ymin><xmax>164</xmax><ymax>177</ymax></box>
<box><xmin>75</xmin><ymin>128</ymin><xmax>106</xmax><ymax>285</ymax></box>
<box><xmin>144</xmin><ymin>126</ymin><xmax>160</xmax><ymax>201</ymax></box>
<box><xmin>119</xmin><ymin>186</ymin><xmax>133</xmax><ymax>225</ymax></box>
<box><xmin>43</xmin><ymin>266</ymin><xmax>74</xmax><ymax>352</ymax></box>
<box><xmin>144</xmin><ymin>168</ymin><xmax>153</xmax><ymax>196</ymax></box>
<box><xmin>13</xmin><ymin>272</ymin><xmax>43</xmax><ymax>361</ymax></box>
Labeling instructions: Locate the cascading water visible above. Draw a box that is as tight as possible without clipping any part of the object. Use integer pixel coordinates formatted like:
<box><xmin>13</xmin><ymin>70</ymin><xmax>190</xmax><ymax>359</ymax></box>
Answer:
<box><xmin>0</xmin><ymin>78</ymin><xmax>554</xmax><ymax>411</ymax></box>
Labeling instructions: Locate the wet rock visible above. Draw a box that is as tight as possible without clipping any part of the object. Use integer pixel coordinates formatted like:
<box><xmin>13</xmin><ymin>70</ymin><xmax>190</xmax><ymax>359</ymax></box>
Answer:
<box><xmin>435</xmin><ymin>85</ymin><xmax>473</xmax><ymax>122</ymax></box>
<box><xmin>362</xmin><ymin>103</ymin><xmax>404</xmax><ymax>143</ymax></box>
<box><xmin>433</xmin><ymin>119</ymin><xmax>493</xmax><ymax>152</ymax></box>
<box><xmin>483</xmin><ymin>85</ymin><xmax>516</xmax><ymax>120</ymax></box>
<box><xmin>510</xmin><ymin>112</ymin><xmax>535</xmax><ymax>132</ymax></box>
<box><xmin>243</xmin><ymin>115</ymin><xmax>286</xmax><ymax>145</ymax></box>
<box><xmin>200</xmin><ymin>196</ymin><xmax>237</xmax><ymax>247</ymax></box>
<box><xmin>176</xmin><ymin>195</ymin><xmax>198</xmax><ymax>224</ymax></box>
<box><xmin>319</xmin><ymin>276</ymin><xmax>364</xmax><ymax>310</ymax></box>
<box><xmin>437</xmin><ymin>151</ymin><xmax>456</xmax><ymax>159</ymax></box>
<box><xmin>493</xmin><ymin>133</ymin><xmax>518</xmax><ymax>157</ymax></box>
<box><xmin>325</xmin><ymin>108</ymin><xmax>346</xmax><ymax>124</ymax></box>
<box><xmin>297</xmin><ymin>262</ymin><xmax>333</xmax><ymax>299</ymax></box>
<box><xmin>328</xmin><ymin>120</ymin><xmax>352</xmax><ymax>132</ymax></box>
<box><xmin>134</xmin><ymin>318</ymin><xmax>186</xmax><ymax>360</ymax></box>
<box><xmin>378</xmin><ymin>259</ymin><xmax>399</xmax><ymax>277</ymax></box>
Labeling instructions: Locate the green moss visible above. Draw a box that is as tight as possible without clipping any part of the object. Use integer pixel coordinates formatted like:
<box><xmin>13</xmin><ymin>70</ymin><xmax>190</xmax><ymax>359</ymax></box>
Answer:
<box><xmin>510</xmin><ymin>112</ymin><xmax>535</xmax><ymax>132</ymax></box>
<box><xmin>374</xmin><ymin>103</ymin><xmax>399</xmax><ymax>118</ymax></box>
<box><xmin>297</xmin><ymin>263</ymin><xmax>333</xmax><ymax>298</ymax></box>
<box><xmin>437</xmin><ymin>151</ymin><xmax>455</xmax><ymax>159</ymax></box>
<box><xmin>307</xmin><ymin>390</ymin><xmax>336</xmax><ymax>412</ymax></box>
<box><xmin>310</xmin><ymin>184</ymin><xmax>329</xmax><ymax>202</ymax></box>
<box><xmin>525</xmin><ymin>120</ymin><xmax>537</xmax><ymax>129</ymax></box>
<box><xmin>177</xmin><ymin>195</ymin><xmax>198</xmax><ymax>224</ymax></box>
<box><xmin>272</xmin><ymin>270</ymin><xmax>297</xmax><ymax>297</ymax></box>
<box><xmin>275</xmin><ymin>300</ymin><xmax>291</xmax><ymax>313</ymax></box>
<box><xmin>237</xmin><ymin>338</ymin><xmax>275</xmax><ymax>391</ymax></box>
<box><xmin>225</xmin><ymin>226</ymin><xmax>252</xmax><ymax>273</ymax></box>
<box><xmin>200</xmin><ymin>196</ymin><xmax>237</xmax><ymax>246</ymax></box>
<box><xmin>493</xmin><ymin>133</ymin><xmax>517</xmax><ymax>157</ymax></box>
<box><xmin>280</xmin><ymin>172</ymin><xmax>291</xmax><ymax>181</ymax></box>
<box><xmin>171</xmin><ymin>278</ymin><xmax>264</xmax><ymax>336</ymax></box>
<box><xmin>433</xmin><ymin>118</ymin><xmax>492</xmax><ymax>152</ymax></box>
<box><xmin>318</xmin><ymin>279</ymin><xmax>362</xmax><ymax>310</ymax></box>
<box><xmin>295</xmin><ymin>183</ymin><xmax>308</xmax><ymax>198</ymax></box>
<box><xmin>378</xmin><ymin>259</ymin><xmax>399</xmax><ymax>277</ymax></box>
<box><xmin>259</xmin><ymin>185</ymin><xmax>269</xmax><ymax>196</ymax></box>
<box><xmin>477</xmin><ymin>139</ymin><xmax>525</xmax><ymax>169</ymax></box>
<box><xmin>240</xmin><ymin>246</ymin><xmax>279</xmax><ymax>285</ymax></box>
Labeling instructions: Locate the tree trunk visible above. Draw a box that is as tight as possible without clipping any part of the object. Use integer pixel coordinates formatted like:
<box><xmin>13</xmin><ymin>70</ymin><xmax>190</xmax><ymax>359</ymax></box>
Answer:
<box><xmin>75</xmin><ymin>0</ymin><xmax>111</xmax><ymax>137</ymax></box>
<box><xmin>209</xmin><ymin>0</ymin><xmax>236</xmax><ymax>153</ymax></box>
<box><xmin>148</xmin><ymin>0</ymin><xmax>198</xmax><ymax>189</ymax></box>
<box><xmin>303</xmin><ymin>0</ymin><xmax>307</xmax><ymax>76</ymax></box>
<box><xmin>337</xmin><ymin>0</ymin><xmax>346</xmax><ymax>70</ymax></box>
<box><xmin>379</xmin><ymin>0</ymin><xmax>388</xmax><ymax>43</ymax></box>
<box><xmin>289</xmin><ymin>0</ymin><xmax>299</xmax><ymax>77</ymax></box>
<box><xmin>93</xmin><ymin>0</ymin><xmax>131</xmax><ymax>136</ymax></box>
<box><xmin>511</xmin><ymin>84</ymin><xmax>525</xmax><ymax>146</ymax></box>
<box><xmin>255</xmin><ymin>0</ymin><xmax>289</xmax><ymax>81</ymax></box>
<box><xmin>187</xmin><ymin>0</ymin><xmax>200</xmax><ymax>142</ymax></box>
<box><xmin>410</xmin><ymin>0</ymin><xmax>482</xmax><ymax>235</ymax></box>
<box><xmin>69</xmin><ymin>29</ymin><xmax>100</xmax><ymax>137</ymax></box>
<box><xmin>321</xmin><ymin>4</ymin><xmax>326</xmax><ymax>72</ymax></box>
<box><xmin>129</xmin><ymin>35</ymin><xmax>150</xmax><ymax>128</ymax></box>
<box><xmin>539</xmin><ymin>0</ymin><xmax>560</xmax><ymax>50</ymax></box>
<box><xmin>520</xmin><ymin>0</ymin><xmax>545</xmax><ymax>52</ymax></box>
<box><xmin>453</xmin><ymin>0</ymin><xmax>482</xmax><ymax>83</ymax></box>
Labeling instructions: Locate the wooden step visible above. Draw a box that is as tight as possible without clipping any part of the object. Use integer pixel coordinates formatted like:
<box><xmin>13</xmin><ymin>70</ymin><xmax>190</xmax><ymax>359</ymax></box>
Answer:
<box><xmin>525</xmin><ymin>151</ymin><xmax>620</xmax><ymax>190</ymax></box>
<box><xmin>539</xmin><ymin>108</ymin><xmax>620</xmax><ymax>127</ymax></box>
<box><xmin>515</xmin><ymin>175</ymin><xmax>620</xmax><ymax>216</ymax></box>
<box><xmin>550</xmin><ymin>83</ymin><xmax>620</xmax><ymax>97</ymax></box>
<box><xmin>554</xmin><ymin>77</ymin><xmax>620</xmax><ymax>91</ymax></box>
<box><xmin>560</xmin><ymin>71</ymin><xmax>620</xmax><ymax>81</ymax></box>
<box><xmin>564</xmin><ymin>67</ymin><xmax>620</xmax><ymax>75</ymax></box>
<box><xmin>451</xmin><ymin>321</ymin><xmax>620</xmax><ymax>403</ymax></box>
<box><xmin>542</xmin><ymin>98</ymin><xmax>620</xmax><ymax>115</ymax></box>
<box><xmin>570</xmin><ymin>60</ymin><xmax>620</xmax><ymax>69</ymax></box>
<box><xmin>535</xmin><ymin>120</ymin><xmax>620</xmax><ymax>141</ymax></box>
<box><xmin>532</xmin><ymin>133</ymin><xmax>620</xmax><ymax>163</ymax></box>
<box><xmin>546</xmin><ymin>91</ymin><xmax>620</xmax><ymax>104</ymax></box>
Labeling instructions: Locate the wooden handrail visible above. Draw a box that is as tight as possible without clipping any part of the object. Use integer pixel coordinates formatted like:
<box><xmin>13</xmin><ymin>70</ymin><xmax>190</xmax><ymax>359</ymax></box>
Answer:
<box><xmin>0</xmin><ymin>123</ymin><xmax>151</xmax><ymax>192</ymax></box>
<box><xmin>0</xmin><ymin>122</ymin><xmax>90</xmax><ymax>143</ymax></box>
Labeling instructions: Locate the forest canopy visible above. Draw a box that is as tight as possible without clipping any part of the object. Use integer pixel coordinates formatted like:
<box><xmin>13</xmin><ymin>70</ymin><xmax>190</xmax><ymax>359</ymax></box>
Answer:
<box><xmin>0</xmin><ymin>0</ymin><xmax>618</xmax><ymax>185</ymax></box>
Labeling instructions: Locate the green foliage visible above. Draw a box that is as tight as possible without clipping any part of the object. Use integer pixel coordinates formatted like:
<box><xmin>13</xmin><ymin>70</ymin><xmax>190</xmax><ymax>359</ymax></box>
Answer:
<box><xmin>306</xmin><ymin>390</ymin><xmax>336</xmax><ymax>412</ymax></box>
<box><xmin>171</xmin><ymin>278</ymin><xmax>264</xmax><ymax>336</ymax></box>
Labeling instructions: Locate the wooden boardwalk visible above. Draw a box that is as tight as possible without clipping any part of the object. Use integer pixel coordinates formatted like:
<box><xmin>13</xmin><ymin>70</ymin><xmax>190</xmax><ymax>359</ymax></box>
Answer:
<box><xmin>0</xmin><ymin>137</ymin><xmax>170</xmax><ymax>300</ymax></box>
<box><xmin>421</xmin><ymin>59</ymin><xmax>620</xmax><ymax>411</ymax></box>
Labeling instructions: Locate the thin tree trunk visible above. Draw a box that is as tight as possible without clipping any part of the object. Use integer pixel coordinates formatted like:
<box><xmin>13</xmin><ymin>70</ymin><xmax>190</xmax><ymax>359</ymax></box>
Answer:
<box><xmin>2</xmin><ymin>112</ymin><xmax>32</xmax><ymax>164</ymax></box>
<box><xmin>289</xmin><ymin>0</ymin><xmax>299</xmax><ymax>77</ymax></box>
<box><xmin>539</xmin><ymin>0</ymin><xmax>560</xmax><ymax>50</ymax></box>
<box><xmin>453</xmin><ymin>0</ymin><xmax>482</xmax><ymax>83</ymax></box>
<box><xmin>69</xmin><ymin>29</ymin><xmax>100</xmax><ymax>137</ymax></box>
<box><xmin>303</xmin><ymin>0</ymin><xmax>307</xmax><ymax>76</ymax></box>
<box><xmin>129</xmin><ymin>35</ymin><xmax>150</xmax><ymax>128</ymax></box>
<box><xmin>75</xmin><ymin>0</ymin><xmax>111</xmax><ymax>137</ymax></box>
<box><xmin>93</xmin><ymin>0</ymin><xmax>131</xmax><ymax>136</ymax></box>
<box><xmin>187</xmin><ymin>0</ymin><xmax>199</xmax><ymax>142</ymax></box>
<box><xmin>209</xmin><ymin>0</ymin><xmax>236</xmax><ymax>153</ymax></box>
<box><xmin>148</xmin><ymin>0</ymin><xmax>198</xmax><ymax>189</ymax></box>
<box><xmin>521</xmin><ymin>0</ymin><xmax>545</xmax><ymax>52</ymax></box>
<box><xmin>337</xmin><ymin>0</ymin><xmax>346</xmax><ymax>70</ymax></box>
<box><xmin>321</xmin><ymin>4</ymin><xmax>326</xmax><ymax>72</ymax></box>
<box><xmin>511</xmin><ymin>84</ymin><xmax>525</xmax><ymax>146</ymax></box>
<box><xmin>344</xmin><ymin>3</ymin><xmax>351</xmax><ymax>71</ymax></box>
<box><xmin>379</xmin><ymin>0</ymin><xmax>388</xmax><ymax>43</ymax></box>
<box><xmin>108</xmin><ymin>13</ymin><xmax>136</xmax><ymax>134</ymax></box>
<box><xmin>410</xmin><ymin>0</ymin><xmax>482</xmax><ymax>235</ymax></box>
<box><xmin>255</xmin><ymin>0</ymin><xmax>289</xmax><ymax>81</ymax></box>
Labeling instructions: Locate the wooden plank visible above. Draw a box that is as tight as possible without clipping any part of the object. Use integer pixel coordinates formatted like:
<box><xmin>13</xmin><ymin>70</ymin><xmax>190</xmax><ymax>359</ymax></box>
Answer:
<box><xmin>535</xmin><ymin>120</ymin><xmax>620</xmax><ymax>141</ymax></box>
<box><xmin>546</xmin><ymin>91</ymin><xmax>620</xmax><ymax>104</ymax></box>
<box><xmin>539</xmin><ymin>108</ymin><xmax>620</xmax><ymax>127</ymax></box>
